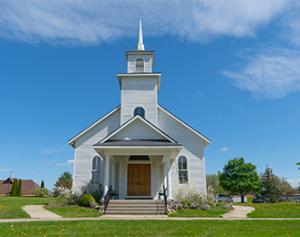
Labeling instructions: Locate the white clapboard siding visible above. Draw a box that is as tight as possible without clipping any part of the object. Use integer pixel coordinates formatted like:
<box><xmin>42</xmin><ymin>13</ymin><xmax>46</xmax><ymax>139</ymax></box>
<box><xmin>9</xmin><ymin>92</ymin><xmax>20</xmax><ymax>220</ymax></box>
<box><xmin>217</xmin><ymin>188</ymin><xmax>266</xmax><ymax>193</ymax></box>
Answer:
<box><xmin>121</xmin><ymin>78</ymin><xmax>158</xmax><ymax>125</ymax></box>
<box><xmin>157</xmin><ymin>108</ymin><xmax>207</xmax><ymax>196</ymax></box>
<box><xmin>72</xmin><ymin>109</ymin><xmax>120</xmax><ymax>193</ymax></box>
<box><xmin>110</xmin><ymin>119</ymin><xmax>166</xmax><ymax>141</ymax></box>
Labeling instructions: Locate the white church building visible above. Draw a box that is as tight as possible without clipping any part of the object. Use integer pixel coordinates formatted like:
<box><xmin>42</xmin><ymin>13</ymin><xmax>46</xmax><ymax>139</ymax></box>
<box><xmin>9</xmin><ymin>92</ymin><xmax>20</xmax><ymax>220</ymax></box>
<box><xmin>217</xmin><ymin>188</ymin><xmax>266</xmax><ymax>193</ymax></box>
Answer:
<box><xmin>68</xmin><ymin>21</ymin><xmax>211</xmax><ymax>201</ymax></box>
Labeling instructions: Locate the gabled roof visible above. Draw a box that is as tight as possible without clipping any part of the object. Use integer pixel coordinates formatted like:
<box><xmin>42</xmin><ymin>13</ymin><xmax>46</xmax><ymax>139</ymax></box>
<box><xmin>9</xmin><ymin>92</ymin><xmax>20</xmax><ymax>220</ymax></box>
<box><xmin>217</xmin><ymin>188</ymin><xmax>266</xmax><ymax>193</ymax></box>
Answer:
<box><xmin>158</xmin><ymin>105</ymin><xmax>212</xmax><ymax>144</ymax></box>
<box><xmin>0</xmin><ymin>179</ymin><xmax>39</xmax><ymax>196</ymax></box>
<box><xmin>94</xmin><ymin>115</ymin><xmax>178</xmax><ymax>146</ymax></box>
<box><xmin>67</xmin><ymin>106</ymin><xmax>120</xmax><ymax>147</ymax></box>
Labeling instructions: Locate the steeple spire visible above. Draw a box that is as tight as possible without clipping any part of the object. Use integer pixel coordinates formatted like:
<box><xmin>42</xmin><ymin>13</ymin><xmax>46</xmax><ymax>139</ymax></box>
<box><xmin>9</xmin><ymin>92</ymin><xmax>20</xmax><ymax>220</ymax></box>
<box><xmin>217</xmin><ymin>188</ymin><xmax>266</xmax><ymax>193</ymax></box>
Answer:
<box><xmin>137</xmin><ymin>18</ymin><xmax>145</xmax><ymax>51</ymax></box>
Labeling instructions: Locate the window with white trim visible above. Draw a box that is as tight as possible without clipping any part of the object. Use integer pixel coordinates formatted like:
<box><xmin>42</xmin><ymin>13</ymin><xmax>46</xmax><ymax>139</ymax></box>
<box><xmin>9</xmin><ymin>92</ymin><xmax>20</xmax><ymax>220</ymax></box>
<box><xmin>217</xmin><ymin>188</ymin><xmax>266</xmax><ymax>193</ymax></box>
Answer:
<box><xmin>178</xmin><ymin>156</ymin><xmax>188</xmax><ymax>184</ymax></box>
<box><xmin>91</xmin><ymin>156</ymin><xmax>101</xmax><ymax>184</ymax></box>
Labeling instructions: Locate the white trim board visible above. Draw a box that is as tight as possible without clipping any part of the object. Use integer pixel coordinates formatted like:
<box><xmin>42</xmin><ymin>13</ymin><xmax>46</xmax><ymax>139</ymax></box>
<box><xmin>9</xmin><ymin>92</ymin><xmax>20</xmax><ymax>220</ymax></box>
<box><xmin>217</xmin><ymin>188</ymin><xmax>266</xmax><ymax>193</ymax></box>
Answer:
<box><xmin>99</xmin><ymin>115</ymin><xmax>178</xmax><ymax>144</ymax></box>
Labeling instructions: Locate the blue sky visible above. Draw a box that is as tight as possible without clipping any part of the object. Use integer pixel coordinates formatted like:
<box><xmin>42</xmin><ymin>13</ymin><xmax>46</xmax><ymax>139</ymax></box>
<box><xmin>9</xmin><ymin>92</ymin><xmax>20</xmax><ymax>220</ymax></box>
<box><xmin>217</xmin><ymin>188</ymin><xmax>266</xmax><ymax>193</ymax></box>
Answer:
<box><xmin>0</xmin><ymin>1</ymin><xmax>299</xmax><ymax>188</ymax></box>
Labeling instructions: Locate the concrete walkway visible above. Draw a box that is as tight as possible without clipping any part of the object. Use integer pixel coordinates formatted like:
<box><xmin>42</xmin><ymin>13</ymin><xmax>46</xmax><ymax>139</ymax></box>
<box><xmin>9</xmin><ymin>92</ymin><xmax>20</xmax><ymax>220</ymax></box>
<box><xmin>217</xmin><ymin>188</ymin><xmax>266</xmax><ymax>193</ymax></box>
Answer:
<box><xmin>0</xmin><ymin>204</ymin><xmax>296</xmax><ymax>223</ymax></box>
<box><xmin>23</xmin><ymin>205</ymin><xmax>62</xmax><ymax>219</ymax></box>
<box><xmin>1</xmin><ymin>216</ymin><xmax>300</xmax><ymax>223</ymax></box>
<box><xmin>222</xmin><ymin>205</ymin><xmax>255</xmax><ymax>218</ymax></box>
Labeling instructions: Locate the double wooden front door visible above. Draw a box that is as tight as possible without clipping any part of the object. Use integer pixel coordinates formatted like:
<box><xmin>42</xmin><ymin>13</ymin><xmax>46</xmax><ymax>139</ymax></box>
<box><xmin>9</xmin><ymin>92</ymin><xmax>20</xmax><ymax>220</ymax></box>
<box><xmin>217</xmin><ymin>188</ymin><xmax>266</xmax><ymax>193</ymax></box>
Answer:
<box><xmin>127</xmin><ymin>164</ymin><xmax>151</xmax><ymax>196</ymax></box>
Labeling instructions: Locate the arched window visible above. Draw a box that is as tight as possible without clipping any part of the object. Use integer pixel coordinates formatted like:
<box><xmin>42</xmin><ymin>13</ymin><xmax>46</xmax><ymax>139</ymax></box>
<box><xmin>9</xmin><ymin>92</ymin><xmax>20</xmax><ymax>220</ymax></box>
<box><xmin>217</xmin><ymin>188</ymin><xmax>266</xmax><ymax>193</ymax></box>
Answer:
<box><xmin>136</xmin><ymin>58</ymin><xmax>144</xmax><ymax>73</ymax></box>
<box><xmin>134</xmin><ymin>107</ymin><xmax>145</xmax><ymax>118</ymax></box>
<box><xmin>178</xmin><ymin>156</ymin><xmax>188</xmax><ymax>184</ymax></box>
<box><xmin>91</xmin><ymin>156</ymin><xmax>101</xmax><ymax>184</ymax></box>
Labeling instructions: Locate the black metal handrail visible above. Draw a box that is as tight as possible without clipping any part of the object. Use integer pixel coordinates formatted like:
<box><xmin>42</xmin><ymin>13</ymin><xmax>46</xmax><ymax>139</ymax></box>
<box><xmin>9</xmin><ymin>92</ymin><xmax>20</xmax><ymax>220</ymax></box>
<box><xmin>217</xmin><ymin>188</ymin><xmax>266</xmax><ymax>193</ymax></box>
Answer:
<box><xmin>159</xmin><ymin>185</ymin><xmax>168</xmax><ymax>214</ymax></box>
<box><xmin>103</xmin><ymin>185</ymin><xmax>113</xmax><ymax>213</ymax></box>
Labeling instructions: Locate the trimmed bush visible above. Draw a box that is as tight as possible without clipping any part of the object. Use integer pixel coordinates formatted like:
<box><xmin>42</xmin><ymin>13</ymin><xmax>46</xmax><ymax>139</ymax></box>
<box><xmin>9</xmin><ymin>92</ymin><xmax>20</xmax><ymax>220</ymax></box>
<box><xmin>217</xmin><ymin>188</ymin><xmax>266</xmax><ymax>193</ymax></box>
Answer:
<box><xmin>79</xmin><ymin>194</ymin><xmax>95</xmax><ymax>207</ymax></box>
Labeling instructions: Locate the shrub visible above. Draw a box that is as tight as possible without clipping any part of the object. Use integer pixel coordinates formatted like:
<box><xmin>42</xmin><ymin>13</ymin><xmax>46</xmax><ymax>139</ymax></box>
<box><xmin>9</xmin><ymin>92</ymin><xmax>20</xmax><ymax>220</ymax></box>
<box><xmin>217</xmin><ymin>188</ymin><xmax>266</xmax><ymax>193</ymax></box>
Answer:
<box><xmin>79</xmin><ymin>194</ymin><xmax>95</xmax><ymax>207</ymax></box>
<box><xmin>173</xmin><ymin>186</ymin><xmax>210</xmax><ymax>210</ymax></box>
<box><xmin>47</xmin><ymin>195</ymin><xmax>69</xmax><ymax>208</ymax></box>
<box><xmin>67</xmin><ymin>193</ymin><xmax>81</xmax><ymax>205</ymax></box>
<box><xmin>34</xmin><ymin>188</ymin><xmax>49</xmax><ymax>197</ymax></box>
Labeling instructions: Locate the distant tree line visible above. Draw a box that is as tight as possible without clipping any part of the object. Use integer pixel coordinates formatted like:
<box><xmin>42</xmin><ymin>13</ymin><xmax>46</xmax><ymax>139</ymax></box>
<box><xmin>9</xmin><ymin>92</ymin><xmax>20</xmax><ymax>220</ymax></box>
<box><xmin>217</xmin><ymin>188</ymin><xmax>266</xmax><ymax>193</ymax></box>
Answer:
<box><xmin>207</xmin><ymin>157</ymin><xmax>297</xmax><ymax>203</ymax></box>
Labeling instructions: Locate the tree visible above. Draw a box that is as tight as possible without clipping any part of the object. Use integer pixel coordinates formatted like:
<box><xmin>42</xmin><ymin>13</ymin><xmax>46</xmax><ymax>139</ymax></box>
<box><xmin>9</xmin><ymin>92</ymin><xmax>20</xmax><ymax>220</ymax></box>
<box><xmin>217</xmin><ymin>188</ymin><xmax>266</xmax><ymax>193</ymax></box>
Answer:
<box><xmin>10</xmin><ymin>179</ymin><xmax>19</xmax><ymax>196</ymax></box>
<box><xmin>206</xmin><ymin>174</ymin><xmax>227</xmax><ymax>195</ymax></box>
<box><xmin>261</xmin><ymin>167</ymin><xmax>281</xmax><ymax>202</ymax></box>
<box><xmin>219</xmin><ymin>157</ymin><xmax>261</xmax><ymax>203</ymax></box>
<box><xmin>53</xmin><ymin>172</ymin><xmax>73</xmax><ymax>196</ymax></box>
<box><xmin>41</xmin><ymin>180</ymin><xmax>45</xmax><ymax>189</ymax></box>
<box><xmin>277</xmin><ymin>178</ymin><xmax>293</xmax><ymax>195</ymax></box>
<box><xmin>16</xmin><ymin>179</ymin><xmax>22</xmax><ymax>196</ymax></box>
<box><xmin>261</xmin><ymin>167</ymin><xmax>294</xmax><ymax>202</ymax></box>
<box><xmin>297</xmin><ymin>162</ymin><xmax>300</xmax><ymax>169</ymax></box>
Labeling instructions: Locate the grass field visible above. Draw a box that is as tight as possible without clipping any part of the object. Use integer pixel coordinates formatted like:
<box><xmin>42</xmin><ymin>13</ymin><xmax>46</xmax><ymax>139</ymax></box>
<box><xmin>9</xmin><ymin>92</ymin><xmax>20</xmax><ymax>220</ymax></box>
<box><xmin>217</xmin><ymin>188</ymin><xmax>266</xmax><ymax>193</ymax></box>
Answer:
<box><xmin>0</xmin><ymin>196</ymin><xmax>101</xmax><ymax>219</ymax></box>
<box><xmin>45</xmin><ymin>206</ymin><xmax>101</xmax><ymax>218</ymax></box>
<box><xmin>0</xmin><ymin>197</ymin><xmax>52</xmax><ymax>219</ymax></box>
<box><xmin>0</xmin><ymin>220</ymin><xmax>299</xmax><ymax>236</ymax></box>
<box><xmin>169</xmin><ymin>206</ymin><xmax>229</xmax><ymax>217</ymax></box>
<box><xmin>238</xmin><ymin>201</ymin><xmax>300</xmax><ymax>218</ymax></box>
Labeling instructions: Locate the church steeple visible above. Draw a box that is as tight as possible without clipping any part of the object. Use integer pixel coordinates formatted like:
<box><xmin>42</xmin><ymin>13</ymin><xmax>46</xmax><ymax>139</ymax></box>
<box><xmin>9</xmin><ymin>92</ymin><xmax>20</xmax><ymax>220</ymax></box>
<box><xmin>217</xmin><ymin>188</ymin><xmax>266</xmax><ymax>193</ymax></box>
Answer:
<box><xmin>137</xmin><ymin>18</ymin><xmax>145</xmax><ymax>51</ymax></box>
<box><xmin>118</xmin><ymin>20</ymin><xmax>161</xmax><ymax>125</ymax></box>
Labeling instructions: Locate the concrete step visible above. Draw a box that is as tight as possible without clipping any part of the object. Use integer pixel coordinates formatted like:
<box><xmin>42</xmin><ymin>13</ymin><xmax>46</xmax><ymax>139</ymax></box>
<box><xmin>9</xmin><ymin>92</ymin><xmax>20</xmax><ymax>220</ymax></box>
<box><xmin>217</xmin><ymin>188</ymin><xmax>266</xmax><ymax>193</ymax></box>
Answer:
<box><xmin>107</xmin><ymin>205</ymin><xmax>164</xmax><ymax>208</ymax></box>
<box><xmin>106</xmin><ymin>207</ymin><xmax>164</xmax><ymax>211</ymax></box>
<box><xmin>105</xmin><ymin>200</ymin><xmax>166</xmax><ymax>215</ymax></box>
<box><xmin>109</xmin><ymin>200</ymin><xmax>163</xmax><ymax>204</ymax></box>
<box><xmin>105</xmin><ymin>210</ymin><xmax>165</xmax><ymax>215</ymax></box>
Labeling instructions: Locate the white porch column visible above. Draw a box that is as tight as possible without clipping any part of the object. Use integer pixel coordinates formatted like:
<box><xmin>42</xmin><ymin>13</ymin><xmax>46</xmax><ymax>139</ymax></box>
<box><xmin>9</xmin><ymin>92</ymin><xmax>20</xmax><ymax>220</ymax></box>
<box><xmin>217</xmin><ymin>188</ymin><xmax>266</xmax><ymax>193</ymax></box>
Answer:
<box><xmin>167</xmin><ymin>159</ymin><xmax>172</xmax><ymax>199</ymax></box>
<box><xmin>163</xmin><ymin>155</ymin><xmax>172</xmax><ymax>200</ymax></box>
<box><xmin>104</xmin><ymin>155</ymin><xmax>110</xmax><ymax>194</ymax></box>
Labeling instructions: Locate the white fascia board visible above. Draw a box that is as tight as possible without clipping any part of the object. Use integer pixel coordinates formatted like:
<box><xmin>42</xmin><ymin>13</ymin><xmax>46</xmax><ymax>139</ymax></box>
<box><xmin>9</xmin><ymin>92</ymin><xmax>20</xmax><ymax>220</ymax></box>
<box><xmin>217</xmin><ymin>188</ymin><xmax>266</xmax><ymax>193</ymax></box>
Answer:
<box><xmin>67</xmin><ymin>106</ymin><xmax>120</xmax><ymax>147</ymax></box>
<box><xmin>158</xmin><ymin>105</ymin><xmax>212</xmax><ymax>144</ymax></box>
<box><xmin>117</xmin><ymin>73</ymin><xmax>161</xmax><ymax>90</ymax></box>
<box><xmin>99</xmin><ymin>115</ymin><xmax>177</xmax><ymax>144</ymax></box>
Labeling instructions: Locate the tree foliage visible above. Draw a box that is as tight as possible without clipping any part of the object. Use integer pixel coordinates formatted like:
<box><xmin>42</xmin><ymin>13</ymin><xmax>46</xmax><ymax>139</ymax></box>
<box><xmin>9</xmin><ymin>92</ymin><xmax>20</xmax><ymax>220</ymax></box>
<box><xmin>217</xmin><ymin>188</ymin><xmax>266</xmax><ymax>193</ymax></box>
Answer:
<box><xmin>16</xmin><ymin>179</ymin><xmax>22</xmax><ymax>196</ymax></box>
<box><xmin>41</xmin><ymin>180</ymin><xmax>45</xmax><ymax>189</ymax></box>
<box><xmin>53</xmin><ymin>172</ymin><xmax>73</xmax><ymax>196</ymax></box>
<box><xmin>206</xmin><ymin>174</ymin><xmax>227</xmax><ymax>195</ymax></box>
<box><xmin>219</xmin><ymin>157</ymin><xmax>260</xmax><ymax>202</ymax></box>
<box><xmin>10</xmin><ymin>179</ymin><xmax>19</xmax><ymax>196</ymax></box>
<box><xmin>261</xmin><ymin>167</ymin><xmax>294</xmax><ymax>202</ymax></box>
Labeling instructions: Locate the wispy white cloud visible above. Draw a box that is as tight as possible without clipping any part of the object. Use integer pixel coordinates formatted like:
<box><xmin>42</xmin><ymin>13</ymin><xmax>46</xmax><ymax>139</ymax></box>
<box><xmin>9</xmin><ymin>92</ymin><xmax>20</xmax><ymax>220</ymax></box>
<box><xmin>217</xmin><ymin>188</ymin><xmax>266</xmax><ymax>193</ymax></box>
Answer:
<box><xmin>222</xmin><ymin>2</ymin><xmax>300</xmax><ymax>99</ymax></box>
<box><xmin>223</xmin><ymin>48</ymin><xmax>300</xmax><ymax>98</ymax></box>
<box><xmin>40</xmin><ymin>147</ymin><xmax>67</xmax><ymax>155</ymax></box>
<box><xmin>0</xmin><ymin>168</ymin><xmax>10</xmax><ymax>172</ymax></box>
<box><xmin>44</xmin><ymin>159</ymin><xmax>73</xmax><ymax>167</ymax></box>
<box><xmin>0</xmin><ymin>0</ymin><xmax>289</xmax><ymax>44</ymax></box>
<box><xmin>221</xmin><ymin>147</ymin><xmax>229</xmax><ymax>152</ymax></box>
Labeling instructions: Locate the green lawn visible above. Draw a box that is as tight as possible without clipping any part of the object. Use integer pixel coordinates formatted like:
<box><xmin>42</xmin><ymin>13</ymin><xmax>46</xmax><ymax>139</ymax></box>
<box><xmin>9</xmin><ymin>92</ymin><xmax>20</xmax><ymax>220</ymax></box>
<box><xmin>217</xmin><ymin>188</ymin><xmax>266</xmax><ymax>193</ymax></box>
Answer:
<box><xmin>169</xmin><ymin>206</ymin><xmax>229</xmax><ymax>217</ymax></box>
<box><xmin>45</xmin><ymin>206</ymin><xmax>101</xmax><ymax>218</ymax></box>
<box><xmin>0</xmin><ymin>197</ymin><xmax>52</xmax><ymax>219</ymax></box>
<box><xmin>0</xmin><ymin>220</ymin><xmax>300</xmax><ymax>236</ymax></box>
<box><xmin>238</xmin><ymin>201</ymin><xmax>300</xmax><ymax>218</ymax></box>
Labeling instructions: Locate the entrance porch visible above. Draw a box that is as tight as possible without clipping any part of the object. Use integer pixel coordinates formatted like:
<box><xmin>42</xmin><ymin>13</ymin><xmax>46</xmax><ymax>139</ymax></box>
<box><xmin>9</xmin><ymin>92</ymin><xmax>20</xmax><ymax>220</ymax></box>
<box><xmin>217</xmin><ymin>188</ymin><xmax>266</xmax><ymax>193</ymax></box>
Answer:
<box><xmin>94</xmin><ymin>145</ymin><xmax>181</xmax><ymax>200</ymax></box>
